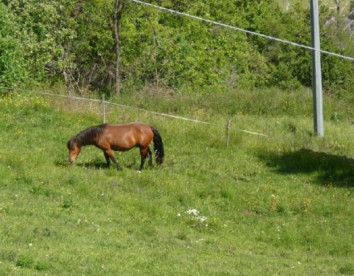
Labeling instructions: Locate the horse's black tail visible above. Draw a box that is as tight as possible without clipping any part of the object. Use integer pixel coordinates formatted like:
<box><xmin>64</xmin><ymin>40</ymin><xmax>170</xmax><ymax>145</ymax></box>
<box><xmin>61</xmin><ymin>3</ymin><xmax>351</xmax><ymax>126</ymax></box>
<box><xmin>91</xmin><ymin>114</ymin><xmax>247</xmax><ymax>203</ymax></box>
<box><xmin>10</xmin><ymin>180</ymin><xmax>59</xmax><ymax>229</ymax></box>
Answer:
<box><xmin>151</xmin><ymin>127</ymin><xmax>164</xmax><ymax>165</ymax></box>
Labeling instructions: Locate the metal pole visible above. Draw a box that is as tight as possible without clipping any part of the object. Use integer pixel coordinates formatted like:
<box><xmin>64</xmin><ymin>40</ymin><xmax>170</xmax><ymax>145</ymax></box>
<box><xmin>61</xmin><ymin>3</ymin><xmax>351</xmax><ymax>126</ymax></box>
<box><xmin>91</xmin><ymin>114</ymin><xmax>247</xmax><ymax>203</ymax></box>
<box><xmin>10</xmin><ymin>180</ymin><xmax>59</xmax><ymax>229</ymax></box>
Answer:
<box><xmin>310</xmin><ymin>0</ymin><xmax>324</xmax><ymax>136</ymax></box>
<box><xmin>102</xmin><ymin>95</ymin><xmax>106</xmax><ymax>123</ymax></box>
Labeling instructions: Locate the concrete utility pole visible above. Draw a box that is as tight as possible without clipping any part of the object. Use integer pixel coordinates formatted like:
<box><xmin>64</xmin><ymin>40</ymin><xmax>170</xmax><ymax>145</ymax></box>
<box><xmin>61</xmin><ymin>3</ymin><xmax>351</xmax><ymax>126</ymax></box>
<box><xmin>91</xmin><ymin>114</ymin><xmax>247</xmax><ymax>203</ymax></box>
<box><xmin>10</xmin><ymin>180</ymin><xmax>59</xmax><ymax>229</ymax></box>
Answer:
<box><xmin>310</xmin><ymin>0</ymin><xmax>324</xmax><ymax>136</ymax></box>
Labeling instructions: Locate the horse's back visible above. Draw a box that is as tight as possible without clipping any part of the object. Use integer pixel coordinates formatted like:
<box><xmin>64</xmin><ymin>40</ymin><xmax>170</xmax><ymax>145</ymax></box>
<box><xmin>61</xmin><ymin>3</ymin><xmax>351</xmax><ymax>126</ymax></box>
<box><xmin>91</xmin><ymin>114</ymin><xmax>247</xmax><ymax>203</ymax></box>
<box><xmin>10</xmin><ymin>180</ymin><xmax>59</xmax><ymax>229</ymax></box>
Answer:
<box><xmin>108</xmin><ymin>122</ymin><xmax>152</xmax><ymax>136</ymax></box>
<box><xmin>104</xmin><ymin>122</ymin><xmax>153</xmax><ymax>150</ymax></box>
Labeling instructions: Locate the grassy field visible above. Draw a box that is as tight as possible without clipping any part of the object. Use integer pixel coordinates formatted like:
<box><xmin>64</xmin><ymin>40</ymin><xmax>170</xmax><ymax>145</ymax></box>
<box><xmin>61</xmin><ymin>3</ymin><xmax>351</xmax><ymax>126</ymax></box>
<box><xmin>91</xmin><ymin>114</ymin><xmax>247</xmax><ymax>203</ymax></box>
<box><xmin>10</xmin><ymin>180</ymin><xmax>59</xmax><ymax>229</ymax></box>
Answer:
<box><xmin>0</xmin><ymin>88</ymin><xmax>353</xmax><ymax>275</ymax></box>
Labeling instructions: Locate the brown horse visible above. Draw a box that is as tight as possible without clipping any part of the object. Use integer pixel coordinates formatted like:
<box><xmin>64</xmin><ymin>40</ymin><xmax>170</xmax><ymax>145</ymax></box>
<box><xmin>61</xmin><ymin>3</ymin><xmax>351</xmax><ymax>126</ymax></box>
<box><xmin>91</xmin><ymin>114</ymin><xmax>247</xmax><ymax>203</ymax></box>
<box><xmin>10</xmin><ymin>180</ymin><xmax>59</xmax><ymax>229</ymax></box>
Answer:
<box><xmin>67</xmin><ymin>122</ymin><xmax>164</xmax><ymax>170</ymax></box>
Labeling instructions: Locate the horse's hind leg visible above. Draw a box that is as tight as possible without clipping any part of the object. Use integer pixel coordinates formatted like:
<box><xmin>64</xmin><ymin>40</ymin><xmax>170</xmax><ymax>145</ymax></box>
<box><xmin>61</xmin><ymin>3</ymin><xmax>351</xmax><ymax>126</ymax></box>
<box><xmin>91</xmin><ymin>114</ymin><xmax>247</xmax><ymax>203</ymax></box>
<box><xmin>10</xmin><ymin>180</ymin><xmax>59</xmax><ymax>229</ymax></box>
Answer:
<box><xmin>139</xmin><ymin>147</ymin><xmax>151</xmax><ymax>171</ymax></box>
<box><xmin>104</xmin><ymin>152</ymin><xmax>110</xmax><ymax>166</ymax></box>
<box><xmin>148</xmin><ymin>147</ymin><xmax>152</xmax><ymax>166</ymax></box>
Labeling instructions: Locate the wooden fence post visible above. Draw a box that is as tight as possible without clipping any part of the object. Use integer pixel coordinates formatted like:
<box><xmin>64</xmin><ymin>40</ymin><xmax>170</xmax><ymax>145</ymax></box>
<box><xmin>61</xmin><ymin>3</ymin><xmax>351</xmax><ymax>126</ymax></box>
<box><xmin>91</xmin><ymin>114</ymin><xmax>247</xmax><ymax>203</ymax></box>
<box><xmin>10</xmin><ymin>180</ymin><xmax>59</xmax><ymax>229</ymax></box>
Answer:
<box><xmin>102</xmin><ymin>95</ymin><xmax>106</xmax><ymax>123</ymax></box>
<box><xmin>226</xmin><ymin>119</ymin><xmax>231</xmax><ymax>148</ymax></box>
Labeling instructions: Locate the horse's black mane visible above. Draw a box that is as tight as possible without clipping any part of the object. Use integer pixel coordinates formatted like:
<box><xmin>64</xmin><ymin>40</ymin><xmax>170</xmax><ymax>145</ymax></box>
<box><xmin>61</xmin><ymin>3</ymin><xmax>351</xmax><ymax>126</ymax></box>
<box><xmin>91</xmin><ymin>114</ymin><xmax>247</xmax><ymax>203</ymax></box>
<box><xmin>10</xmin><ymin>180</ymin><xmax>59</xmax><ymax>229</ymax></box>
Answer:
<box><xmin>69</xmin><ymin>124</ymin><xmax>107</xmax><ymax>148</ymax></box>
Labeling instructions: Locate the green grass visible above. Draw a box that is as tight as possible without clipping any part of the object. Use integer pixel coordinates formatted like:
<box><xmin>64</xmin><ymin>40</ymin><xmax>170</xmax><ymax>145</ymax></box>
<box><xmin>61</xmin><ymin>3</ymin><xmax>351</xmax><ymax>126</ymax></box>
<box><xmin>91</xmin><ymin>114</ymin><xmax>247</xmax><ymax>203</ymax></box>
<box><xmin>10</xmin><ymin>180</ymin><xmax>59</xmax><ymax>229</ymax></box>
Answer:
<box><xmin>0</xmin><ymin>89</ymin><xmax>353</xmax><ymax>275</ymax></box>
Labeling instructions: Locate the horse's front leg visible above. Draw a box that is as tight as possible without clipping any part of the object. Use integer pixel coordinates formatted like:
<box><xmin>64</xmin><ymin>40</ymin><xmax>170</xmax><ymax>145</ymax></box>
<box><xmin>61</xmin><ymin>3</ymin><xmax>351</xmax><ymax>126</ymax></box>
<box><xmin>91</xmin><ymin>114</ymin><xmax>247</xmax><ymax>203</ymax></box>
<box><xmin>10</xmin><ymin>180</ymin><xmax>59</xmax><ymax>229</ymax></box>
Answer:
<box><xmin>103</xmin><ymin>149</ymin><xmax>122</xmax><ymax>170</ymax></box>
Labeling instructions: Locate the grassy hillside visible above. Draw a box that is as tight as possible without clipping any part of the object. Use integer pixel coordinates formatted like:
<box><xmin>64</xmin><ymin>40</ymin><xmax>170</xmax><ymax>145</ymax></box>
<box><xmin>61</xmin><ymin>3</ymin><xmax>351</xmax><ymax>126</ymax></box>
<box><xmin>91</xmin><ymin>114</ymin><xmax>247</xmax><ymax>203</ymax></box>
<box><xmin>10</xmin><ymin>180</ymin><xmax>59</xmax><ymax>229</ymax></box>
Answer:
<box><xmin>0</xmin><ymin>89</ymin><xmax>353</xmax><ymax>275</ymax></box>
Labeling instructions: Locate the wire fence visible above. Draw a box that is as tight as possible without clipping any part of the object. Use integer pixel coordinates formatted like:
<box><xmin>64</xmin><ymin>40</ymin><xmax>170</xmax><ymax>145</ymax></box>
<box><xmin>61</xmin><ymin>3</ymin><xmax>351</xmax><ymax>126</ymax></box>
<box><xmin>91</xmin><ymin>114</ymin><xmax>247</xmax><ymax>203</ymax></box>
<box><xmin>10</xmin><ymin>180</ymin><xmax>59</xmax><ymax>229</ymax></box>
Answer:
<box><xmin>0</xmin><ymin>87</ymin><xmax>268</xmax><ymax>148</ymax></box>
<box><xmin>2</xmin><ymin>2</ymin><xmax>352</xmax><ymax>146</ymax></box>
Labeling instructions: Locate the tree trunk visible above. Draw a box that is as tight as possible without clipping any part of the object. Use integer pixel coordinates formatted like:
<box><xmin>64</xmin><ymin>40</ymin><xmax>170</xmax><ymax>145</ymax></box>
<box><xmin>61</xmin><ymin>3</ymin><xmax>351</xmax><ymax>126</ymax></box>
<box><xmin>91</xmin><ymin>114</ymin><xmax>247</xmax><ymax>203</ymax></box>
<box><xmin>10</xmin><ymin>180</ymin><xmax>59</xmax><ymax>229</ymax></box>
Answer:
<box><xmin>113</xmin><ymin>0</ymin><xmax>125</xmax><ymax>97</ymax></box>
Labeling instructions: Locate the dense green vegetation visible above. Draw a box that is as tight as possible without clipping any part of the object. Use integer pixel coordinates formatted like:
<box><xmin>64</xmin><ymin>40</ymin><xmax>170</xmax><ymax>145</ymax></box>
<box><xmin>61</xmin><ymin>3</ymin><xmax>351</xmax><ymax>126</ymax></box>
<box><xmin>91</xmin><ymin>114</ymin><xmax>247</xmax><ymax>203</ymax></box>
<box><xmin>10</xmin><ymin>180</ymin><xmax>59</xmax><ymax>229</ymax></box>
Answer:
<box><xmin>0</xmin><ymin>89</ymin><xmax>353</xmax><ymax>275</ymax></box>
<box><xmin>0</xmin><ymin>0</ymin><xmax>353</xmax><ymax>95</ymax></box>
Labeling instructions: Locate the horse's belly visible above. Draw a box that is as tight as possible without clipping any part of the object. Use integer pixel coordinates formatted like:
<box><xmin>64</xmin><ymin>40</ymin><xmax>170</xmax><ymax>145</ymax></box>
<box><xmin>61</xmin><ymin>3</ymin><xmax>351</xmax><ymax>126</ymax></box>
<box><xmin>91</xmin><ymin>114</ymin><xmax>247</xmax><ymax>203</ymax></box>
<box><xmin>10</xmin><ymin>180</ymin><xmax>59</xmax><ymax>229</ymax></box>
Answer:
<box><xmin>111</xmin><ymin>144</ymin><xmax>133</xmax><ymax>151</ymax></box>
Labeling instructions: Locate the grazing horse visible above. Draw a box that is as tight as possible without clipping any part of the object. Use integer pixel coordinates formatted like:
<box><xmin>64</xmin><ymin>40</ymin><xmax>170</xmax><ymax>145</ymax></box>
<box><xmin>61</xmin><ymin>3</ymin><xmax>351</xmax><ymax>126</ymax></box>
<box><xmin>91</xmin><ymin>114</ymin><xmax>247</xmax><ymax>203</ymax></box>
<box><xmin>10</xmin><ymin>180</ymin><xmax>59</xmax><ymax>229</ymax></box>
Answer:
<box><xmin>67</xmin><ymin>122</ymin><xmax>164</xmax><ymax>170</ymax></box>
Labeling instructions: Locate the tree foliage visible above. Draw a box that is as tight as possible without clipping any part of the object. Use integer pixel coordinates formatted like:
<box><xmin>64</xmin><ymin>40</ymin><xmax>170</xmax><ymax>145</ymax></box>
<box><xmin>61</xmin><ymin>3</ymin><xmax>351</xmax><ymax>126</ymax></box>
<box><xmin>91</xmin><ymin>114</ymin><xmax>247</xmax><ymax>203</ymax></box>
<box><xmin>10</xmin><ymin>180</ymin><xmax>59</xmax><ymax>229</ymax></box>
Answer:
<box><xmin>0</xmin><ymin>0</ymin><xmax>353</xmax><ymax>94</ymax></box>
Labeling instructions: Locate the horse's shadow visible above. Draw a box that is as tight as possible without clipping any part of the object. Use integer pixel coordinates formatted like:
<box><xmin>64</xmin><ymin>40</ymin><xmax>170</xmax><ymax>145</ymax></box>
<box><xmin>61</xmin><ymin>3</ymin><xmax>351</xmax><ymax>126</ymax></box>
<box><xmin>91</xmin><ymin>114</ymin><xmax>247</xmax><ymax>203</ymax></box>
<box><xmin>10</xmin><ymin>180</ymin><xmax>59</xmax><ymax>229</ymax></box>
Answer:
<box><xmin>77</xmin><ymin>160</ymin><xmax>143</xmax><ymax>170</ymax></box>
<box><xmin>55</xmin><ymin>157</ymin><xmax>154</xmax><ymax>170</ymax></box>
<box><xmin>54</xmin><ymin>160</ymin><xmax>109</xmax><ymax>169</ymax></box>
<box><xmin>55</xmin><ymin>158</ymin><xmax>151</xmax><ymax>171</ymax></box>
<box><xmin>77</xmin><ymin>162</ymin><xmax>110</xmax><ymax>170</ymax></box>
<box><xmin>258</xmin><ymin>148</ymin><xmax>354</xmax><ymax>187</ymax></box>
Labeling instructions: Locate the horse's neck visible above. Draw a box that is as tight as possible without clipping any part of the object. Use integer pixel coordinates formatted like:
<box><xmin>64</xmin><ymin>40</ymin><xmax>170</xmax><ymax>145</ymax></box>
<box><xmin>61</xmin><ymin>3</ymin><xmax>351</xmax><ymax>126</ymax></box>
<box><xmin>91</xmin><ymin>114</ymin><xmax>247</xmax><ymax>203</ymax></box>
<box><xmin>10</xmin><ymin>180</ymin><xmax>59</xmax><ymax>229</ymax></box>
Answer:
<box><xmin>76</xmin><ymin>131</ymin><xmax>98</xmax><ymax>147</ymax></box>
<box><xmin>77</xmin><ymin>138</ymin><xmax>94</xmax><ymax>148</ymax></box>
<box><xmin>81</xmin><ymin>140</ymin><xmax>95</xmax><ymax>147</ymax></box>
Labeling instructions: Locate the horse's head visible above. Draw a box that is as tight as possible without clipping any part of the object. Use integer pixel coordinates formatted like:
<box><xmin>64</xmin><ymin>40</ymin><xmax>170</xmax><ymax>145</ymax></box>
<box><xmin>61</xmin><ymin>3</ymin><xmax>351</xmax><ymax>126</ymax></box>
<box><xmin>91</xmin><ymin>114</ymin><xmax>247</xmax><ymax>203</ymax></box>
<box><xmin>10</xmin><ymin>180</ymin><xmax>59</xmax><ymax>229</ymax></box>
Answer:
<box><xmin>67</xmin><ymin>137</ymin><xmax>81</xmax><ymax>164</ymax></box>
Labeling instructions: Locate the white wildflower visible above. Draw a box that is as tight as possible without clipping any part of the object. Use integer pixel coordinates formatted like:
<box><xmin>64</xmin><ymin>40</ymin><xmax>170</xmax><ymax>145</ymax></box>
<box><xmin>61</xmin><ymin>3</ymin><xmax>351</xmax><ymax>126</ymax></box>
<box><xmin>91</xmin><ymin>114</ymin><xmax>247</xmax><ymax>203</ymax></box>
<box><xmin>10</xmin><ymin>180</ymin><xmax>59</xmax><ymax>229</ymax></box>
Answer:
<box><xmin>186</xmin><ymin>209</ymin><xmax>199</xmax><ymax>216</ymax></box>
<box><xmin>185</xmin><ymin>209</ymin><xmax>207</xmax><ymax>222</ymax></box>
